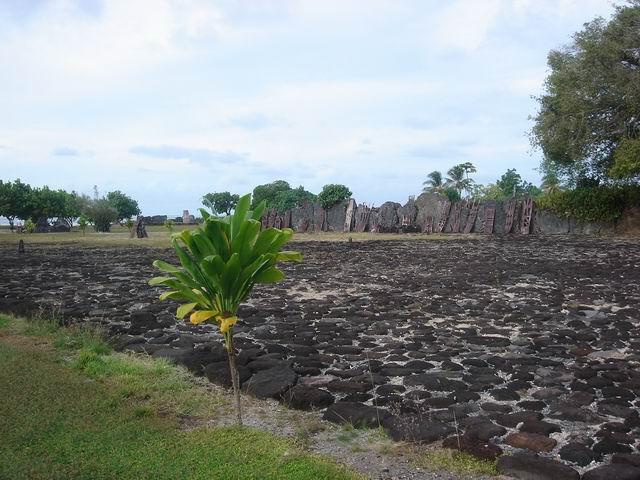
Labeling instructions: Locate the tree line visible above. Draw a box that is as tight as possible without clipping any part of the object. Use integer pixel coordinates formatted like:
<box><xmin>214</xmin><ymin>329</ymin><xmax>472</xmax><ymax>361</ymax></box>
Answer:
<box><xmin>422</xmin><ymin>164</ymin><xmax>553</xmax><ymax>202</ymax></box>
<box><xmin>0</xmin><ymin>180</ymin><xmax>140</xmax><ymax>232</ymax></box>
<box><xmin>202</xmin><ymin>182</ymin><xmax>352</xmax><ymax>216</ymax></box>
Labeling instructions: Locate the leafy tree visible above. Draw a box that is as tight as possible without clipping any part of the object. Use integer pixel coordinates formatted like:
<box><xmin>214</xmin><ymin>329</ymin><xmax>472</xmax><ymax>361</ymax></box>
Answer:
<box><xmin>0</xmin><ymin>179</ymin><xmax>32</xmax><ymax>230</ymax></box>
<box><xmin>25</xmin><ymin>187</ymin><xmax>72</xmax><ymax>224</ymax></box>
<box><xmin>422</xmin><ymin>171</ymin><xmax>445</xmax><ymax>194</ymax></box>
<box><xmin>273</xmin><ymin>186</ymin><xmax>316</xmax><ymax>213</ymax></box>
<box><xmin>87</xmin><ymin>199</ymin><xmax>118</xmax><ymax>232</ymax></box>
<box><xmin>492</xmin><ymin>169</ymin><xmax>542</xmax><ymax>199</ymax></box>
<box><xmin>530</xmin><ymin>2</ymin><xmax>640</xmax><ymax>183</ymax></box>
<box><xmin>202</xmin><ymin>192</ymin><xmax>240</xmax><ymax>216</ymax></box>
<box><xmin>317</xmin><ymin>184</ymin><xmax>352</xmax><ymax>209</ymax></box>
<box><xmin>106</xmin><ymin>190</ymin><xmax>141</xmax><ymax>222</ymax></box>
<box><xmin>252</xmin><ymin>180</ymin><xmax>291</xmax><ymax>209</ymax></box>
<box><xmin>149</xmin><ymin>194</ymin><xmax>301</xmax><ymax>425</ymax></box>
<box><xmin>496</xmin><ymin>169</ymin><xmax>524</xmax><ymax>198</ymax></box>
<box><xmin>610</xmin><ymin>137</ymin><xmax>640</xmax><ymax>180</ymax></box>
<box><xmin>106</xmin><ymin>190</ymin><xmax>140</xmax><ymax>222</ymax></box>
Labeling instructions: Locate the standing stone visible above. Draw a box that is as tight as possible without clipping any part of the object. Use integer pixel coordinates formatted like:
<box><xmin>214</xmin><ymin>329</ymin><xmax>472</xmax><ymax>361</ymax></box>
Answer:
<box><xmin>344</xmin><ymin>198</ymin><xmax>356</xmax><ymax>232</ymax></box>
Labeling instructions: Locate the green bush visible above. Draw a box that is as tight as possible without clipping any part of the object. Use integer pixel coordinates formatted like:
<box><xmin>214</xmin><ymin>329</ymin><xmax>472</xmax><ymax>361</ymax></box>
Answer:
<box><xmin>536</xmin><ymin>185</ymin><xmax>640</xmax><ymax>222</ymax></box>
<box><xmin>89</xmin><ymin>199</ymin><xmax>118</xmax><ymax>232</ymax></box>
<box><xmin>317</xmin><ymin>184</ymin><xmax>352</xmax><ymax>209</ymax></box>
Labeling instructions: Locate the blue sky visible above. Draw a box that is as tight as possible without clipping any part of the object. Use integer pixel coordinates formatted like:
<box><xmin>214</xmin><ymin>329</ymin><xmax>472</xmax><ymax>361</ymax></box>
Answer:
<box><xmin>0</xmin><ymin>0</ymin><xmax>618</xmax><ymax>215</ymax></box>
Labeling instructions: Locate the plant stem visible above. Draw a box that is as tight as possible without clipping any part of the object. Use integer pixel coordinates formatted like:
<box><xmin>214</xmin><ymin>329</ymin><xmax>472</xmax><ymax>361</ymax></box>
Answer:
<box><xmin>226</xmin><ymin>330</ymin><xmax>243</xmax><ymax>426</ymax></box>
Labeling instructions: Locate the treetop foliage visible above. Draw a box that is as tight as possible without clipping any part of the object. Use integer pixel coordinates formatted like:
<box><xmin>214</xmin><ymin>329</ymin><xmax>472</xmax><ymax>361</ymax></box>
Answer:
<box><xmin>106</xmin><ymin>190</ymin><xmax>141</xmax><ymax>222</ymax></box>
<box><xmin>202</xmin><ymin>192</ymin><xmax>240</xmax><ymax>216</ymax></box>
<box><xmin>530</xmin><ymin>1</ymin><xmax>640</xmax><ymax>184</ymax></box>
<box><xmin>0</xmin><ymin>179</ymin><xmax>139</xmax><ymax>231</ymax></box>
<box><xmin>317</xmin><ymin>184</ymin><xmax>352</xmax><ymax>209</ymax></box>
<box><xmin>250</xmin><ymin>181</ymin><xmax>316</xmax><ymax>213</ymax></box>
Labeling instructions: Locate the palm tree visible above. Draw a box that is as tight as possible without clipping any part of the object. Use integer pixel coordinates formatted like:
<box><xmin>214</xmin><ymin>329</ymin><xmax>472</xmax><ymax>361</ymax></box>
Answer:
<box><xmin>541</xmin><ymin>172</ymin><xmax>562</xmax><ymax>194</ymax></box>
<box><xmin>446</xmin><ymin>164</ymin><xmax>473</xmax><ymax>197</ymax></box>
<box><xmin>422</xmin><ymin>171</ymin><xmax>445</xmax><ymax>194</ymax></box>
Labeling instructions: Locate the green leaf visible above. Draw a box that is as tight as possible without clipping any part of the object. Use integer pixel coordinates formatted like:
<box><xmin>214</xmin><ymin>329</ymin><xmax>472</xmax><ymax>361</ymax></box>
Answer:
<box><xmin>230</xmin><ymin>193</ymin><xmax>251</xmax><ymax>240</ymax></box>
<box><xmin>251</xmin><ymin>200</ymin><xmax>266</xmax><ymax>222</ymax></box>
<box><xmin>149</xmin><ymin>276</ymin><xmax>172</xmax><ymax>286</ymax></box>
<box><xmin>199</xmin><ymin>208</ymin><xmax>211</xmax><ymax>220</ymax></box>
<box><xmin>240</xmin><ymin>220</ymin><xmax>261</xmax><ymax>264</ymax></box>
<box><xmin>268</xmin><ymin>228</ymin><xmax>294</xmax><ymax>253</ymax></box>
<box><xmin>204</xmin><ymin>220</ymin><xmax>231</xmax><ymax>261</ymax></box>
<box><xmin>221</xmin><ymin>253</ymin><xmax>241</xmax><ymax>296</ymax></box>
<box><xmin>176</xmin><ymin>302</ymin><xmax>198</xmax><ymax>319</ymax></box>
<box><xmin>255</xmin><ymin>267</ymin><xmax>285</xmax><ymax>284</ymax></box>
<box><xmin>152</xmin><ymin>260</ymin><xmax>181</xmax><ymax>273</ymax></box>
<box><xmin>252</xmin><ymin>228</ymin><xmax>281</xmax><ymax>257</ymax></box>
<box><xmin>159</xmin><ymin>290</ymin><xmax>179</xmax><ymax>301</ymax></box>
<box><xmin>276</xmin><ymin>251</ymin><xmax>302</xmax><ymax>262</ymax></box>
<box><xmin>192</xmin><ymin>231</ymin><xmax>218</xmax><ymax>258</ymax></box>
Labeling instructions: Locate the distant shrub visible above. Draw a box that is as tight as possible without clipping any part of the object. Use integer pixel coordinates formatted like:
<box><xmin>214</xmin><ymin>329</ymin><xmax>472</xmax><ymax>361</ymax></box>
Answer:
<box><xmin>317</xmin><ymin>184</ymin><xmax>352</xmax><ymax>209</ymax></box>
<box><xmin>25</xmin><ymin>219</ymin><xmax>35</xmax><ymax>234</ymax></box>
<box><xmin>163</xmin><ymin>219</ymin><xmax>175</xmax><ymax>233</ymax></box>
<box><xmin>536</xmin><ymin>185</ymin><xmax>640</xmax><ymax>222</ymax></box>
<box><xmin>88</xmin><ymin>199</ymin><xmax>118</xmax><ymax>232</ymax></box>
<box><xmin>443</xmin><ymin>187</ymin><xmax>461</xmax><ymax>203</ymax></box>
<box><xmin>77</xmin><ymin>214</ymin><xmax>89</xmax><ymax>235</ymax></box>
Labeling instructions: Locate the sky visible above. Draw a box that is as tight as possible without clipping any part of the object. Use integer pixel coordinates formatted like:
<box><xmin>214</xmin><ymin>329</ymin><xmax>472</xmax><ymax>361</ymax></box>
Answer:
<box><xmin>0</xmin><ymin>0</ymin><xmax>619</xmax><ymax>216</ymax></box>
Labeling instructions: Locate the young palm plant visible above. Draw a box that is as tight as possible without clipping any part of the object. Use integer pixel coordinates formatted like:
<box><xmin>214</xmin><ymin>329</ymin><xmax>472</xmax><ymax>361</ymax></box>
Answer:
<box><xmin>149</xmin><ymin>193</ymin><xmax>301</xmax><ymax>425</ymax></box>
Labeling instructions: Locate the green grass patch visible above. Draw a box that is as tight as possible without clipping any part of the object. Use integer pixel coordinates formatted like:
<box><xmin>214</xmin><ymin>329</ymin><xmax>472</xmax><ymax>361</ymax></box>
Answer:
<box><xmin>0</xmin><ymin>317</ymin><xmax>360</xmax><ymax>479</ymax></box>
<box><xmin>419</xmin><ymin>449</ymin><xmax>498</xmax><ymax>476</ymax></box>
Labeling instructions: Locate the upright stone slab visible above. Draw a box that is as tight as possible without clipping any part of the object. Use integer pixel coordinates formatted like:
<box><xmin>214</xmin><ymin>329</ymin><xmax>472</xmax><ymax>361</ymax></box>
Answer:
<box><xmin>325</xmin><ymin>200</ymin><xmax>348</xmax><ymax>232</ymax></box>
<box><xmin>344</xmin><ymin>198</ymin><xmax>356</xmax><ymax>232</ymax></box>
<box><xmin>314</xmin><ymin>206</ymin><xmax>326</xmax><ymax>233</ymax></box>
<box><xmin>521</xmin><ymin>197</ymin><xmax>534</xmax><ymax>234</ymax></box>
<box><xmin>377</xmin><ymin>202</ymin><xmax>401</xmax><ymax>232</ymax></box>
<box><xmin>354</xmin><ymin>204</ymin><xmax>372</xmax><ymax>232</ymax></box>
<box><xmin>504</xmin><ymin>197</ymin><xmax>517</xmax><ymax>234</ymax></box>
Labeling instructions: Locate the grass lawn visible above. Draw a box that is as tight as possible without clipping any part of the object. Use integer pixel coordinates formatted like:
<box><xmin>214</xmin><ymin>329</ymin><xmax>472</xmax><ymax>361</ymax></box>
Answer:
<box><xmin>0</xmin><ymin>224</ymin><xmax>479</xmax><ymax>248</ymax></box>
<box><xmin>0</xmin><ymin>315</ymin><xmax>361</xmax><ymax>480</ymax></box>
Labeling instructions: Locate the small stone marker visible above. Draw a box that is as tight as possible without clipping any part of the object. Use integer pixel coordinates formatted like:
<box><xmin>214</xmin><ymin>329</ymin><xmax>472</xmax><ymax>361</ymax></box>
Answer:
<box><xmin>18</xmin><ymin>239</ymin><xmax>25</xmax><ymax>254</ymax></box>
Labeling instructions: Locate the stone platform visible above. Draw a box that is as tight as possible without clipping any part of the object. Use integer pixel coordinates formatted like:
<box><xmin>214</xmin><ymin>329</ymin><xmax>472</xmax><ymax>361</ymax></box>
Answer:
<box><xmin>1</xmin><ymin>237</ymin><xmax>639</xmax><ymax>477</ymax></box>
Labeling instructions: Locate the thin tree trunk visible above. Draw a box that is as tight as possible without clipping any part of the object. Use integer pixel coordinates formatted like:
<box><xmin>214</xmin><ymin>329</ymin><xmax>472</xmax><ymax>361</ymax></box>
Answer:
<box><xmin>226</xmin><ymin>332</ymin><xmax>243</xmax><ymax>426</ymax></box>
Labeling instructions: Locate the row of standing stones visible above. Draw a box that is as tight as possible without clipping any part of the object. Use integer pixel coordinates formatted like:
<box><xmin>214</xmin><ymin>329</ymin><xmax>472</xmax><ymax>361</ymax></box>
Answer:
<box><xmin>278</xmin><ymin>192</ymin><xmax>639</xmax><ymax>236</ymax></box>
<box><xmin>1</xmin><ymin>239</ymin><xmax>639</xmax><ymax>479</ymax></box>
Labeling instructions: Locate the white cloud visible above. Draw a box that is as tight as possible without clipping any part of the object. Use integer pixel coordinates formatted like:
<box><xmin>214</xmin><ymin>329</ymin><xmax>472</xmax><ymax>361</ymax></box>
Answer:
<box><xmin>432</xmin><ymin>0</ymin><xmax>502</xmax><ymax>52</ymax></box>
<box><xmin>0</xmin><ymin>0</ymin><xmax>620</xmax><ymax>213</ymax></box>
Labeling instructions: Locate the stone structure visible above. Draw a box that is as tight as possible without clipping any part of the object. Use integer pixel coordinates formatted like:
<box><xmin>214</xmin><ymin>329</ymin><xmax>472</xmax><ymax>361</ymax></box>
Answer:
<box><xmin>141</xmin><ymin>215</ymin><xmax>167</xmax><ymax>226</ymax></box>
<box><xmin>129</xmin><ymin>217</ymin><xmax>148</xmax><ymax>239</ymax></box>
<box><xmin>182</xmin><ymin>210</ymin><xmax>195</xmax><ymax>225</ymax></box>
<box><xmin>266</xmin><ymin>192</ymin><xmax>635</xmax><ymax>235</ymax></box>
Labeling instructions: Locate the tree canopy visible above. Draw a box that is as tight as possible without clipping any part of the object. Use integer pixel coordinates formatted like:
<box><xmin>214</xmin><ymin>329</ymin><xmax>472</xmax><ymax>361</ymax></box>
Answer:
<box><xmin>202</xmin><ymin>191</ymin><xmax>240</xmax><ymax>216</ymax></box>
<box><xmin>106</xmin><ymin>190</ymin><xmax>141</xmax><ymax>222</ymax></box>
<box><xmin>252</xmin><ymin>181</ymin><xmax>316</xmax><ymax>213</ymax></box>
<box><xmin>0</xmin><ymin>179</ymin><xmax>139</xmax><ymax>232</ymax></box>
<box><xmin>530</xmin><ymin>1</ymin><xmax>640</xmax><ymax>184</ymax></box>
<box><xmin>317</xmin><ymin>184</ymin><xmax>352</xmax><ymax>209</ymax></box>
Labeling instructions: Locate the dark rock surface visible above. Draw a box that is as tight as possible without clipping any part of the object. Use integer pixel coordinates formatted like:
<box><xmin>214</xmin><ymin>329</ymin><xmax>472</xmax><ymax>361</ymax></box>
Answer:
<box><xmin>497</xmin><ymin>453</ymin><xmax>580</xmax><ymax>480</ymax></box>
<box><xmin>582</xmin><ymin>464</ymin><xmax>640</xmax><ymax>480</ymax></box>
<box><xmin>1</xmin><ymin>236</ymin><xmax>639</xmax><ymax>471</ymax></box>
<box><xmin>323</xmin><ymin>402</ymin><xmax>389</xmax><ymax>428</ymax></box>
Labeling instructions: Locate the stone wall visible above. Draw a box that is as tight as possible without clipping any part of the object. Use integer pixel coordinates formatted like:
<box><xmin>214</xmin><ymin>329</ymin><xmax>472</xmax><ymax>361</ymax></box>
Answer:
<box><xmin>267</xmin><ymin>192</ymin><xmax>638</xmax><ymax>235</ymax></box>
